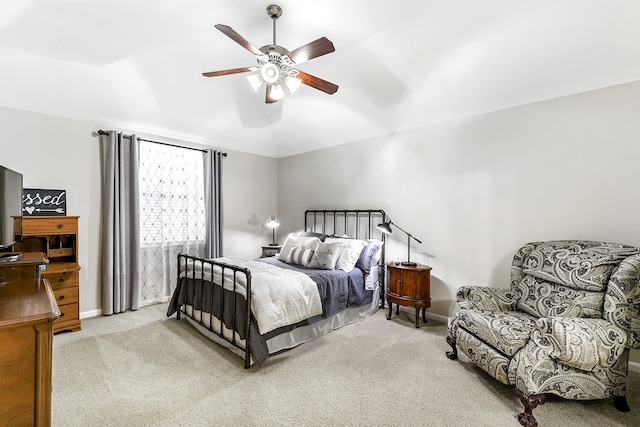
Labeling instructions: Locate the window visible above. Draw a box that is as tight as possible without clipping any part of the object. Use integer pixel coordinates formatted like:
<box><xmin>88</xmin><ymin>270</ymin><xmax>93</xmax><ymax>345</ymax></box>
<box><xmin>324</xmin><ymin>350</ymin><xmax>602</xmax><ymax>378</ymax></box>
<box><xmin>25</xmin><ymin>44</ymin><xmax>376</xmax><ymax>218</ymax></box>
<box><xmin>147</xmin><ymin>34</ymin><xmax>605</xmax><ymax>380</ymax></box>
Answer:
<box><xmin>138</xmin><ymin>141</ymin><xmax>206</xmax><ymax>304</ymax></box>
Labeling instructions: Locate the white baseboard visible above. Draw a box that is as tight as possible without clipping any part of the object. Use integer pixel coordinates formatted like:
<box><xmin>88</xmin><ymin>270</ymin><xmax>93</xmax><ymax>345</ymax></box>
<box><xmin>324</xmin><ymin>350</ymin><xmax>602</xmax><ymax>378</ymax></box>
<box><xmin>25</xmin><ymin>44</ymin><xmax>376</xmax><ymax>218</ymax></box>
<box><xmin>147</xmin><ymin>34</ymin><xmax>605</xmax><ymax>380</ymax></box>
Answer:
<box><xmin>425</xmin><ymin>312</ymin><xmax>450</xmax><ymax>325</ymax></box>
<box><xmin>80</xmin><ymin>309</ymin><xmax>101</xmax><ymax>319</ymax></box>
<box><xmin>80</xmin><ymin>296</ymin><xmax>171</xmax><ymax>320</ymax></box>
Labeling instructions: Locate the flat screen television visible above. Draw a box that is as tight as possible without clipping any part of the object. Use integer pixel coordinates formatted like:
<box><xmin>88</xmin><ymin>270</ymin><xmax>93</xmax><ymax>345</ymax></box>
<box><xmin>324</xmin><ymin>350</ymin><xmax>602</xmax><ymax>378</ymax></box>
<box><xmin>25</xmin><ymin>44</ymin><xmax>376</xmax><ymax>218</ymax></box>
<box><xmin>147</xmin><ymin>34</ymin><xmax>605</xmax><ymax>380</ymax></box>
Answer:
<box><xmin>0</xmin><ymin>164</ymin><xmax>23</xmax><ymax>250</ymax></box>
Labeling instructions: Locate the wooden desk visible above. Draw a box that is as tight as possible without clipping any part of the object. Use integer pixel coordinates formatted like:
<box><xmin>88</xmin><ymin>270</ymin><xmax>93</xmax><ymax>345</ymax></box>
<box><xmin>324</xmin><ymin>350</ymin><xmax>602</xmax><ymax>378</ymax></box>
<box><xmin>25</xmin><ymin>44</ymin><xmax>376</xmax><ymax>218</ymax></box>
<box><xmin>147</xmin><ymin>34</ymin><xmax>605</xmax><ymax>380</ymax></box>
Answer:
<box><xmin>386</xmin><ymin>263</ymin><xmax>432</xmax><ymax>328</ymax></box>
<box><xmin>0</xmin><ymin>252</ymin><xmax>60</xmax><ymax>427</ymax></box>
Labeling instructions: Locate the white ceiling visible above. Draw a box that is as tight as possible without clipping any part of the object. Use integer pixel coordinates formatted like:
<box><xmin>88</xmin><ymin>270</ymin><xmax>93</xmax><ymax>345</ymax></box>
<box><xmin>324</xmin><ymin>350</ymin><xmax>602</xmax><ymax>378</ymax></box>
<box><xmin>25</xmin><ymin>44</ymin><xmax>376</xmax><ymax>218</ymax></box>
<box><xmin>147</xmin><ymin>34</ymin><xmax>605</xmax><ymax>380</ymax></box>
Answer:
<box><xmin>1</xmin><ymin>0</ymin><xmax>639</xmax><ymax>158</ymax></box>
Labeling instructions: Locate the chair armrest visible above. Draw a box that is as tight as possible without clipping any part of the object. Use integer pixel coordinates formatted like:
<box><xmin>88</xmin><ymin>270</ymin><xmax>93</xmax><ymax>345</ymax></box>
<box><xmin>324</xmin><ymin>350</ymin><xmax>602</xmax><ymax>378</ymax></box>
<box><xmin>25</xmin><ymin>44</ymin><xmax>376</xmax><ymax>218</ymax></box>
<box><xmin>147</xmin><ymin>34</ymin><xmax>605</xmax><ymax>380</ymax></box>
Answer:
<box><xmin>456</xmin><ymin>286</ymin><xmax>518</xmax><ymax>312</ymax></box>
<box><xmin>532</xmin><ymin>317</ymin><xmax>627</xmax><ymax>371</ymax></box>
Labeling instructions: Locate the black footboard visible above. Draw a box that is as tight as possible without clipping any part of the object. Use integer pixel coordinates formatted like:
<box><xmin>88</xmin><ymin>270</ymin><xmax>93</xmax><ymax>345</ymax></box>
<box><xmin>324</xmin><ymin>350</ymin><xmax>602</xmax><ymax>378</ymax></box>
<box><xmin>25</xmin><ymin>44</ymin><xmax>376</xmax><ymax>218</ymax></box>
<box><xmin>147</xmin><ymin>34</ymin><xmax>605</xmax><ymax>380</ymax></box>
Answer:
<box><xmin>173</xmin><ymin>253</ymin><xmax>253</xmax><ymax>368</ymax></box>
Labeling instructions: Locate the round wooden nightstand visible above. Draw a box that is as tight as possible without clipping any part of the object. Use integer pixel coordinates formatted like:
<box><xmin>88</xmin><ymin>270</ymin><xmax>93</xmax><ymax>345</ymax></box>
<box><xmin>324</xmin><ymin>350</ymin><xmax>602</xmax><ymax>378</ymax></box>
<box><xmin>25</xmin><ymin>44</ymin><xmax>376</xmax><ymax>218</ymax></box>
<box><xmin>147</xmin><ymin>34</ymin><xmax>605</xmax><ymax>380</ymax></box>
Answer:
<box><xmin>385</xmin><ymin>263</ymin><xmax>432</xmax><ymax>328</ymax></box>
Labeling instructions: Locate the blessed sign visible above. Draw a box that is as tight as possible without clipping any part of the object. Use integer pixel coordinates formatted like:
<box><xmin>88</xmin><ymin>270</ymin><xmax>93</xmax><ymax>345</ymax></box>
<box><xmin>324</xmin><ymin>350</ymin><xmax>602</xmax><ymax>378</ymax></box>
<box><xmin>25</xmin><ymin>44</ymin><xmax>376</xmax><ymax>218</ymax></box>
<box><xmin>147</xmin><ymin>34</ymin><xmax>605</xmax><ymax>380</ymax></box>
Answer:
<box><xmin>23</xmin><ymin>189</ymin><xmax>67</xmax><ymax>216</ymax></box>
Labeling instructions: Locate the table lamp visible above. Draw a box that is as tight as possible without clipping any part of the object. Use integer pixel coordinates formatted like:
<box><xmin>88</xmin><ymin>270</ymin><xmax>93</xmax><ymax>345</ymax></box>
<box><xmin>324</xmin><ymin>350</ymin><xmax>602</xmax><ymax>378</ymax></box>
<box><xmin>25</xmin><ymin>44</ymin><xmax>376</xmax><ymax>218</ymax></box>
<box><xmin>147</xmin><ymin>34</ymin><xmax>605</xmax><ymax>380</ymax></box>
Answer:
<box><xmin>377</xmin><ymin>220</ymin><xmax>422</xmax><ymax>266</ymax></box>
<box><xmin>266</xmin><ymin>215</ymin><xmax>279</xmax><ymax>246</ymax></box>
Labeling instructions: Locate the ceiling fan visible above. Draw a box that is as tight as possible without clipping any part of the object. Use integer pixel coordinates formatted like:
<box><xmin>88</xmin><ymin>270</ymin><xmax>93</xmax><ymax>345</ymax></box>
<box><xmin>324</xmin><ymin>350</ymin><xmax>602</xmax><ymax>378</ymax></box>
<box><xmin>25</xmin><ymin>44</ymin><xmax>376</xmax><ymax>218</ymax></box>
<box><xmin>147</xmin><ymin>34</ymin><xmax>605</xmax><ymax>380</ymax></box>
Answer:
<box><xmin>202</xmin><ymin>4</ymin><xmax>339</xmax><ymax>104</ymax></box>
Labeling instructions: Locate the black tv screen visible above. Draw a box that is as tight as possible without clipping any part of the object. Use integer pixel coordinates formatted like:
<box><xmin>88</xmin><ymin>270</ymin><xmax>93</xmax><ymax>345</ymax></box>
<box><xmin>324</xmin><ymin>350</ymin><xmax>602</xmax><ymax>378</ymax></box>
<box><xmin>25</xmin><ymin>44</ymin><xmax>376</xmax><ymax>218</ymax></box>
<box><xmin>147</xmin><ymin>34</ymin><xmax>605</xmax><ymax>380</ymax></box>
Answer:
<box><xmin>0</xmin><ymin>165</ymin><xmax>23</xmax><ymax>249</ymax></box>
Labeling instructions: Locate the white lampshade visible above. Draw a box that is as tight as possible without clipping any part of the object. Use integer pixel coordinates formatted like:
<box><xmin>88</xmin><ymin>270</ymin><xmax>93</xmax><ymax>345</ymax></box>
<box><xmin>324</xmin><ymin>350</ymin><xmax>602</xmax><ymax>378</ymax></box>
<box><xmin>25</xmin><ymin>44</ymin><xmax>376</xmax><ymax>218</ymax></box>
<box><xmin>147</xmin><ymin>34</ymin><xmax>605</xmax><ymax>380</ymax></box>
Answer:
<box><xmin>270</xmin><ymin>83</ymin><xmax>285</xmax><ymax>100</ymax></box>
<box><xmin>284</xmin><ymin>75</ymin><xmax>302</xmax><ymax>94</ymax></box>
<box><xmin>266</xmin><ymin>216</ymin><xmax>279</xmax><ymax>228</ymax></box>
<box><xmin>246</xmin><ymin>73</ymin><xmax>264</xmax><ymax>92</ymax></box>
<box><xmin>260</xmin><ymin>63</ymin><xmax>280</xmax><ymax>84</ymax></box>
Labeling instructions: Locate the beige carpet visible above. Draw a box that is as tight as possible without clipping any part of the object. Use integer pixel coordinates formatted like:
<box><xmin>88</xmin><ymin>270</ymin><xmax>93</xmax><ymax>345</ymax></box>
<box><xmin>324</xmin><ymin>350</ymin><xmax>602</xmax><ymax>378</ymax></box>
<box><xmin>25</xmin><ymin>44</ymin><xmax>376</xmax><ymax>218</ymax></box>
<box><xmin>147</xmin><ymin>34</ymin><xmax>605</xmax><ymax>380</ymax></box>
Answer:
<box><xmin>52</xmin><ymin>304</ymin><xmax>640</xmax><ymax>426</ymax></box>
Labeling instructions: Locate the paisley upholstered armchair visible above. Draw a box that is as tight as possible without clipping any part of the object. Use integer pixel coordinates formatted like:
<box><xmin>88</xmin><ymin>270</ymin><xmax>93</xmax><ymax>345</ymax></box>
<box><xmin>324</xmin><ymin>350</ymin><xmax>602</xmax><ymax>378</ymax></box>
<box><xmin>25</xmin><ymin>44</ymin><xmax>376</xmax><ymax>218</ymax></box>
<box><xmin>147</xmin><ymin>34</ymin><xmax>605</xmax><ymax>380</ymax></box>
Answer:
<box><xmin>446</xmin><ymin>240</ymin><xmax>640</xmax><ymax>427</ymax></box>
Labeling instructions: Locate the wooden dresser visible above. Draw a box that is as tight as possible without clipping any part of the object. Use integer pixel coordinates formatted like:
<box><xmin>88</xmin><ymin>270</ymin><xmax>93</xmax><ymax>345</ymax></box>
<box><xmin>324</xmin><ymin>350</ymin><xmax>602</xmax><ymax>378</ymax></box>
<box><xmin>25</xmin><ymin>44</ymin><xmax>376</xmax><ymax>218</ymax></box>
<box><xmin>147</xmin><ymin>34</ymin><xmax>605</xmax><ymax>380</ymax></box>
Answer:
<box><xmin>0</xmin><ymin>252</ymin><xmax>60</xmax><ymax>426</ymax></box>
<box><xmin>386</xmin><ymin>263</ymin><xmax>432</xmax><ymax>328</ymax></box>
<box><xmin>15</xmin><ymin>216</ymin><xmax>81</xmax><ymax>333</ymax></box>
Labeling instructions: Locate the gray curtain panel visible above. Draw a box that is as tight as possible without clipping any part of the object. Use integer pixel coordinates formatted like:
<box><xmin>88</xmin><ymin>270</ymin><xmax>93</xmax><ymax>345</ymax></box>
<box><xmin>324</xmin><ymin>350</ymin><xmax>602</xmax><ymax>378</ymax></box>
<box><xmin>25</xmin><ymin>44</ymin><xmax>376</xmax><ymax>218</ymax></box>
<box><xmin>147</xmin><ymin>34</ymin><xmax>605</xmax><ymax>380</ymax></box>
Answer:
<box><xmin>204</xmin><ymin>149</ymin><xmax>224</xmax><ymax>258</ymax></box>
<box><xmin>99</xmin><ymin>131</ymin><xmax>142</xmax><ymax>315</ymax></box>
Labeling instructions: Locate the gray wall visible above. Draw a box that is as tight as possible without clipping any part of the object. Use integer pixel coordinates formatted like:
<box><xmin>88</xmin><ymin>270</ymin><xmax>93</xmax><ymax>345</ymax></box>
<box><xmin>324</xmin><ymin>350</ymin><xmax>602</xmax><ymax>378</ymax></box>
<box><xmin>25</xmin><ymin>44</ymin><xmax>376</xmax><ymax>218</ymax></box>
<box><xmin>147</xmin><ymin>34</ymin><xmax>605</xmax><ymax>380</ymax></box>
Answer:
<box><xmin>278</xmin><ymin>80</ymin><xmax>640</xmax><ymax>319</ymax></box>
<box><xmin>0</xmin><ymin>106</ymin><xmax>278</xmax><ymax>316</ymax></box>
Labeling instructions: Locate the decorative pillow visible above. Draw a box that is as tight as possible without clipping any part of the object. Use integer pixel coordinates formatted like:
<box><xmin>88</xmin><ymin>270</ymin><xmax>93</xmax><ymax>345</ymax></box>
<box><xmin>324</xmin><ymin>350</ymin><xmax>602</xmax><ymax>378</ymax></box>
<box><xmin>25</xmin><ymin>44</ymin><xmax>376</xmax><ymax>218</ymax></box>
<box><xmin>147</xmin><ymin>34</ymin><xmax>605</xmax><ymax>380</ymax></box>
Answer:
<box><xmin>278</xmin><ymin>234</ymin><xmax>319</xmax><ymax>262</ymax></box>
<box><xmin>287</xmin><ymin>246</ymin><xmax>314</xmax><ymax>267</ymax></box>
<box><xmin>325</xmin><ymin>237</ymin><xmax>367</xmax><ymax>272</ymax></box>
<box><xmin>309</xmin><ymin>241</ymin><xmax>343</xmax><ymax>270</ymax></box>
<box><xmin>355</xmin><ymin>239</ymin><xmax>384</xmax><ymax>273</ymax></box>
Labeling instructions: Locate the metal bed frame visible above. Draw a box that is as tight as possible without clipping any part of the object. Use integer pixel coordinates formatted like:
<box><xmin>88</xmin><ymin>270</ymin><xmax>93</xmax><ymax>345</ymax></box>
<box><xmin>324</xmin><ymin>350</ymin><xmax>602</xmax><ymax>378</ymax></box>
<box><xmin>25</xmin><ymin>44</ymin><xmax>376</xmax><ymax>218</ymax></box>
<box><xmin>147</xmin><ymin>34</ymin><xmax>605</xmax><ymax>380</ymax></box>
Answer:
<box><xmin>174</xmin><ymin>208</ymin><xmax>387</xmax><ymax>369</ymax></box>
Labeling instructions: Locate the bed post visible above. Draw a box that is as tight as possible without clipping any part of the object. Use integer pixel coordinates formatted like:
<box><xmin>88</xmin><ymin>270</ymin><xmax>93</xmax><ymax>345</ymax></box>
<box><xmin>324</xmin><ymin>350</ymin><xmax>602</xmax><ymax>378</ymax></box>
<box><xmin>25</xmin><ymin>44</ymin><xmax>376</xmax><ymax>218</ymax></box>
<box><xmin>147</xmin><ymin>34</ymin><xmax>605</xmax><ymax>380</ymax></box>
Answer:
<box><xmin>243</xmin><ymin>271</ymin><xmax>252</xmax><ymax>369</ymax></box>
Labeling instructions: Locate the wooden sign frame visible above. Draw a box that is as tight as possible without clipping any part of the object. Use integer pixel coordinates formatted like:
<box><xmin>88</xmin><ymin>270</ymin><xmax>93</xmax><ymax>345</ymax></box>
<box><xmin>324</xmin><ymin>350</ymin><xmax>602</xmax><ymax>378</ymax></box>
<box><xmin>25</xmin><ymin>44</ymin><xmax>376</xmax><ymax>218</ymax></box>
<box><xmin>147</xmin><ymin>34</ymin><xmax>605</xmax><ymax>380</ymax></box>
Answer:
<box><xmin>22</xmin><ymin>189</ymin><xmax>67</xmax><ymax>216</ymax></box>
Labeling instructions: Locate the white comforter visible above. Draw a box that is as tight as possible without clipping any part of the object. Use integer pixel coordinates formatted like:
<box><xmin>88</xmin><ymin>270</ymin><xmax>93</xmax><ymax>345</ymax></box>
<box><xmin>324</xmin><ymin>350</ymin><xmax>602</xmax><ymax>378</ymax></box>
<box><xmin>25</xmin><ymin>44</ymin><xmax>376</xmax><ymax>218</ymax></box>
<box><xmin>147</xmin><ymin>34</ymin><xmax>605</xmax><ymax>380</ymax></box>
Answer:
<box><xmin>181</xmin><ymin>256</ymin><xmax>322</xmax><ymax>335</ymax></box>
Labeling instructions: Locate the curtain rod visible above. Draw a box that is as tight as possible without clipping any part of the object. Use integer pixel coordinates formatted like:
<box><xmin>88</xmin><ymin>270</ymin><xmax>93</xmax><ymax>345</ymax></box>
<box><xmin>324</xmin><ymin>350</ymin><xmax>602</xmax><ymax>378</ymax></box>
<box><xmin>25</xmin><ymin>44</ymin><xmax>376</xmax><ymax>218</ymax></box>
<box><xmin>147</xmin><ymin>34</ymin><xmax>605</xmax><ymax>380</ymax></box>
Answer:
<box><xmin>97</xmin><ymin>130</ymin><xmax>227</xmax><ymax>157</ymax></box>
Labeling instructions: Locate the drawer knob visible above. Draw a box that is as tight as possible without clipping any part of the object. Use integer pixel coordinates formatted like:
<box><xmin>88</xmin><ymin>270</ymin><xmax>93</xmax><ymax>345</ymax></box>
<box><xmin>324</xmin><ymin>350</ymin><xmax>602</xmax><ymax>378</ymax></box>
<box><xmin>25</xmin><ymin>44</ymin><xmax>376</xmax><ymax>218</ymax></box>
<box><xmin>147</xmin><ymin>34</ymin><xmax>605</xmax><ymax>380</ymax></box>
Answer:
<box><xmin>59</xmin><ymin>295</ymin><xmax>65</xmax><ymax>300</ymax></box>
<box><xmin>57</xmin><ymin>224</ymin><xmax>64</xmax><ymax>229</ymax></box>
<box><xmin>60</xmin><ymin>312</ymin><xmax>65</xmax><ymax>317</ymax></box>
<box><xmin>58</xmin><ymin>277</ymin><xmax>65</xmax><ymax>282</ymax></box>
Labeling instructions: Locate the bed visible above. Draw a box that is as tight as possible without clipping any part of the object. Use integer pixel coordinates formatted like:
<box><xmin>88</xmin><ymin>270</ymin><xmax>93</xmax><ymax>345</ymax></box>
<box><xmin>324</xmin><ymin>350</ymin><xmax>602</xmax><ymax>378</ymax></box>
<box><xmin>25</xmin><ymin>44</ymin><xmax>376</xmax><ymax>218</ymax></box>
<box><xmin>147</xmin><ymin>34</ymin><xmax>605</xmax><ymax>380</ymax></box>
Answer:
<box><xmin>166</xmin><ymin>209</ymin><xmax>387</xmax><ymax>368</ymax></box>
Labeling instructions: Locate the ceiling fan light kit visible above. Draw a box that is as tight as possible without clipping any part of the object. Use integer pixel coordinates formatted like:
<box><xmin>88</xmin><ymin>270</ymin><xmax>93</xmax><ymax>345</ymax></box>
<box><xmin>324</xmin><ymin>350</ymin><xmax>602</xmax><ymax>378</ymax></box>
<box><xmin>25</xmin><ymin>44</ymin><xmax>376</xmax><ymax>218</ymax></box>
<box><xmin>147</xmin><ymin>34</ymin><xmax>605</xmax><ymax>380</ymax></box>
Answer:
<box><xmin>202</xmin><ymin>4</ymin><xmax>338</xmax><ymax>103</ymax></box>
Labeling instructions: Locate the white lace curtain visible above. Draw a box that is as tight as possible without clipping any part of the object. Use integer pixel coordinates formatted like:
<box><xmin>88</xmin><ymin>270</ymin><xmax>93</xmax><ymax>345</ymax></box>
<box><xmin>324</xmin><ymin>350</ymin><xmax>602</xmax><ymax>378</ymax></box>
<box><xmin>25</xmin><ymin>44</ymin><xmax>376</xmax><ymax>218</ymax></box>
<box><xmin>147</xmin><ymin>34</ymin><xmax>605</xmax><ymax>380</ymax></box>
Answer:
<box><xmin>139</xmin><ymin>141</ymin><xmax>206</xmax><ymax>304</ymax></box>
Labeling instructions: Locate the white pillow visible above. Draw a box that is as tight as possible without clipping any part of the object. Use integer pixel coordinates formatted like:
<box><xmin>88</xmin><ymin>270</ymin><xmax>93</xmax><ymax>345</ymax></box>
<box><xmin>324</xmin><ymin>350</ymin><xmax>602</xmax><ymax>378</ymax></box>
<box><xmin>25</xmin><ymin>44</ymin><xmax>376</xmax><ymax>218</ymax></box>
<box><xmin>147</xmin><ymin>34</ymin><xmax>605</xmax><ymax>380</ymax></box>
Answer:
<box><xmin>309</xmin><ymin>241</ymin><xmax>343</xmax><ymax>270</ymax></box>
<box><xmin>278</xmin><ymin>234</ymin><xmax>319</xmax><ymax>262</ymax></box>
<box><xmin>325</xmin><ymin>237</ymin><xmax>367</xmax><ymax>272</ymax></box>
<box><xmin>287</xmin><ymin>246</ymin><xmax>314</xmax><ymax>267</ymax></box>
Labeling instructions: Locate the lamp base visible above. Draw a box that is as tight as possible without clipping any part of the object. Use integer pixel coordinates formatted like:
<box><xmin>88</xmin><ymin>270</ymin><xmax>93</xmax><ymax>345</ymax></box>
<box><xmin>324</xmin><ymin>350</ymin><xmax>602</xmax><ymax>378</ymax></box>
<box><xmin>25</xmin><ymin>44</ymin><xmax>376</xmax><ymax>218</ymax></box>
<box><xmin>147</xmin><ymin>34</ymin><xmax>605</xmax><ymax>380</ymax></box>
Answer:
<box><xmin>401</xmin><ymin>261</ymin><xmax>417</xmax><ymax>267</ymax></box>
<box><xmin>268</xmin><ymin>243</ymin><xmax>280</xmax><ymax>246</ymax></box>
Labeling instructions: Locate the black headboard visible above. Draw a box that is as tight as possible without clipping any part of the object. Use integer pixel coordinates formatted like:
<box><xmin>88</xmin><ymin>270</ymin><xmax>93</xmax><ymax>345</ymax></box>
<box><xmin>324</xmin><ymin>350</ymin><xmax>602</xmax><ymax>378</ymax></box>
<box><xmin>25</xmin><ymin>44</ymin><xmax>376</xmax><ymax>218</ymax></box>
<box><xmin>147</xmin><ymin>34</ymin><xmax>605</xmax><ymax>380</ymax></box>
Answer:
<box><xmin>304</xmin><ymin>209</ymin><xmax>387</xmax><ymax>241</ymax></box>
<box><xmin>304</xmin><ymin>209</ymin><xmax>387</xmax><ymax>308</ymax></box>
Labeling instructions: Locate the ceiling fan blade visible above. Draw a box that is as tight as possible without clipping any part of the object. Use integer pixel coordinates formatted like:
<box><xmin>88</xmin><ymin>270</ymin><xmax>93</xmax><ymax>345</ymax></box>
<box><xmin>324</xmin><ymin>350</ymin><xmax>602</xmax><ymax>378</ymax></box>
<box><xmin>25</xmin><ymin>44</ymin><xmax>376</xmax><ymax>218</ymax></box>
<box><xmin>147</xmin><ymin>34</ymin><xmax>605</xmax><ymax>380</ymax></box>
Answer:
<box><xmin>296</xmin><ymin>71</ymin><xmax>339</xmax><ymax>95</ymax></box>
<box><xmin>202</xmin><ymin>67</ymin><xmax>254</xmax><ymax>77</ymax></box>
<box><xmin>215</xmin><ymin>24</ymin><xmax>264</xmax><ymax>57</ymax></box>
<box><xmin>265</xmin><ymin>84</ymin><xmax>278</xmax><ymax>104</ymax></box>
<box><xmin>286</xmin><ymin>37</ymin><xmax>335</xmax><ymax>64</ymax></box>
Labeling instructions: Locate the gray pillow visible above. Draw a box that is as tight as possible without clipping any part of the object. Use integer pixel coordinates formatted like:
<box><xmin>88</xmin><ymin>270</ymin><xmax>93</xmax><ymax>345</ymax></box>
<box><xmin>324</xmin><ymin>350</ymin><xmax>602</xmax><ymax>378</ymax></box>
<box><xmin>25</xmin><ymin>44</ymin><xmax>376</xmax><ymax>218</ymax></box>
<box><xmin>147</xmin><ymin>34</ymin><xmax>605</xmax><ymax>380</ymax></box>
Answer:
<box><xmin>356</xmin><ymin>239</ymin><xmax>384</xmax><ymax>273</ymax></box>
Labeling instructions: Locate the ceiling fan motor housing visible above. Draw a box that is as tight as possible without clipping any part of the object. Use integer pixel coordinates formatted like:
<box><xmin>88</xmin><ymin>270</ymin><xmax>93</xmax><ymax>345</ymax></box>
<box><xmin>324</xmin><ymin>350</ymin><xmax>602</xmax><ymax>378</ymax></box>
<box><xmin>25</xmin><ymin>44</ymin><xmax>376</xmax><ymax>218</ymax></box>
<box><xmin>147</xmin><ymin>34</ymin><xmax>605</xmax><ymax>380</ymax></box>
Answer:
<box><xmin>267</xmin><ymin>5</ymin><xmax>282</xmax><ymax>19</ymax></box>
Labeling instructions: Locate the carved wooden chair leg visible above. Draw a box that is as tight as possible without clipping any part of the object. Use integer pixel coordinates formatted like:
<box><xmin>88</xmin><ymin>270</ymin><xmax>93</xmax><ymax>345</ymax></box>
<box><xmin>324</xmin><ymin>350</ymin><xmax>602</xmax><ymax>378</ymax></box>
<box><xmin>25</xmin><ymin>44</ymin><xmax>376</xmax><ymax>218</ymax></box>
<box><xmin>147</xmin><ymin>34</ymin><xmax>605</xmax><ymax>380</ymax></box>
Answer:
<box><xmin>445</xmin><ymin>335</ymin><xmax>458</xmax><ymax>360</ymax></box>
<box><xmin>515</xmin><ymin>389</ymin><xmax>545</xmax><ymax>427</ymax></box>
<box><xmin>614</xmin><ymin>395</ymin><xmax>630</xmax><ymax>412</ymax></box>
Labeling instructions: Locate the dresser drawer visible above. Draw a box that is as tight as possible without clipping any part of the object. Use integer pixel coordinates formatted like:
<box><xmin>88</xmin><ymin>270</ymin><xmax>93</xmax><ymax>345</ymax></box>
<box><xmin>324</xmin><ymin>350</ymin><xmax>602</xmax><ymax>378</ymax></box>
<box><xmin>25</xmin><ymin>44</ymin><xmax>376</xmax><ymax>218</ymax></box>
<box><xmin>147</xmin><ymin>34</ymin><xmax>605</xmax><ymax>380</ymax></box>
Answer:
<box><xmin>48</xmin><ymin>247</ymin><xmax>74</xmax><ymax>258</ymax></box>
<box><xmin>22</xmin><ymin>216</ymin><xmax>78</xmax><ymax>235</ymax></box>
<box><xmin>54</xmin><ymin>286</ymin><xmax>78</xmax><ymax>306</ymax></box>
<box><xmin>54</xmin><ymin>302</ymin><xmax>80</xmax><ymax>332</ymax></box>
<box><xmin>43</xmin><ymin>270</ymin><xmax>79</xmax><ymax>290</ymax></box>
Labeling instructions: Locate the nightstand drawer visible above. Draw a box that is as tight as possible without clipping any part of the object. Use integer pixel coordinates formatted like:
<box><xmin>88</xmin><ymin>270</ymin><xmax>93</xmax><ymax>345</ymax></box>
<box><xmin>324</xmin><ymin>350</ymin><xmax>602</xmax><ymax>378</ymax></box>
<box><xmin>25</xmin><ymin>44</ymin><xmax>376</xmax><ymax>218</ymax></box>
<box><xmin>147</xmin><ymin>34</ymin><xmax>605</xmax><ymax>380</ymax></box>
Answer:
<box><xmin>22</xmin><ymin>216</ymin><xmax>78</xmax><ymax>235</ymax></box>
